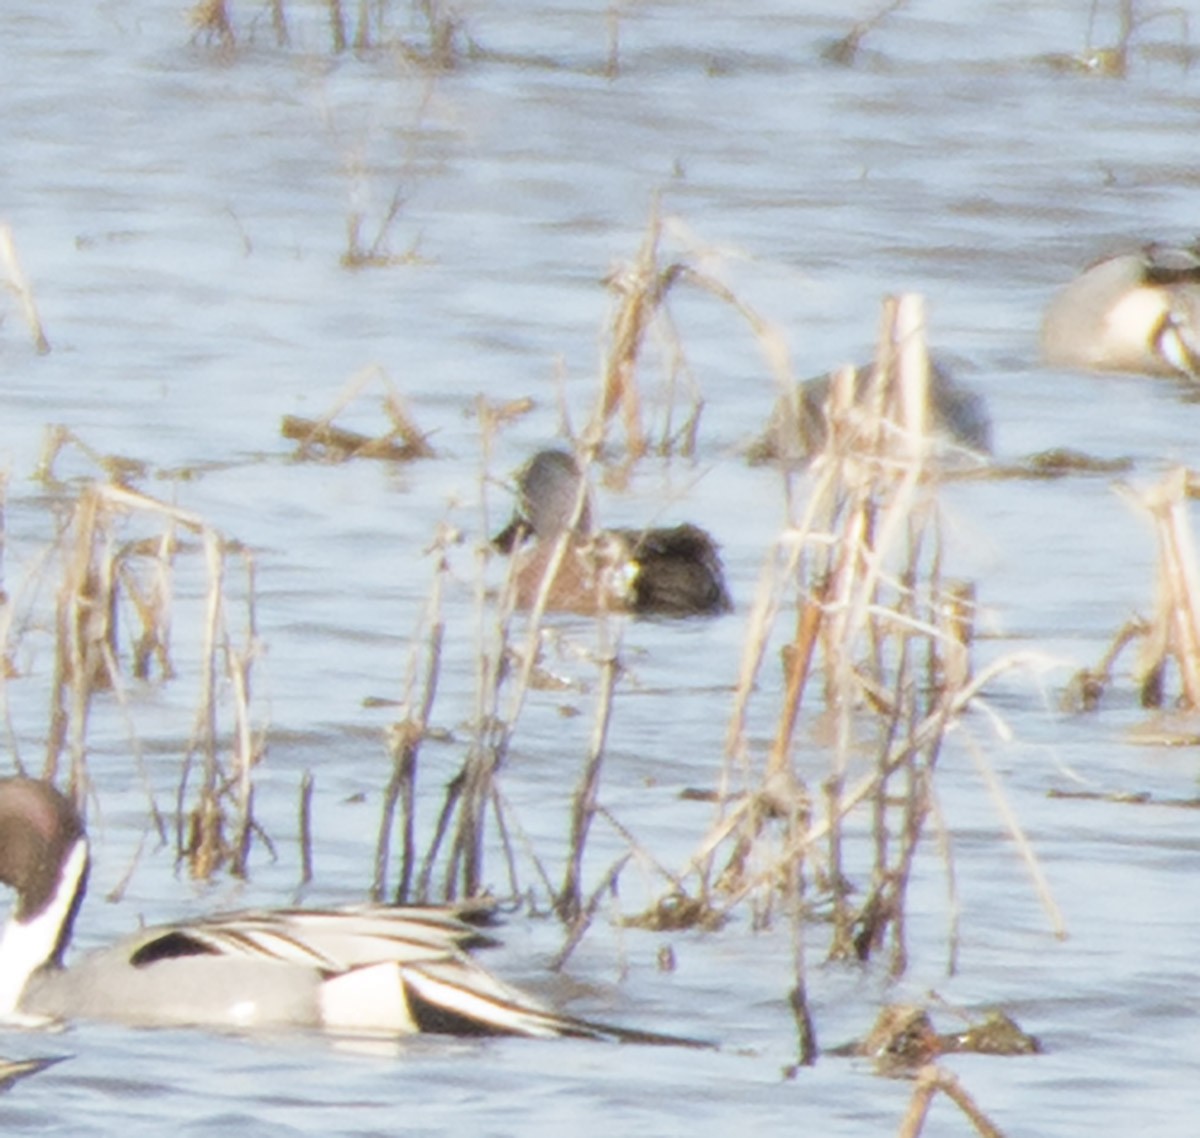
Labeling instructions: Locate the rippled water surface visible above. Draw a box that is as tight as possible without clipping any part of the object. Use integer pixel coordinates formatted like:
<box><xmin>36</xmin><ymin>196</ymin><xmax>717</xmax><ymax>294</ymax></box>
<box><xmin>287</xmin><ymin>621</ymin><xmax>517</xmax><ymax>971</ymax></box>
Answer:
<box><xmin>3</xmin><ymin>0</ymin><xmax>1200</xmax><ymax>1133</ymax></box>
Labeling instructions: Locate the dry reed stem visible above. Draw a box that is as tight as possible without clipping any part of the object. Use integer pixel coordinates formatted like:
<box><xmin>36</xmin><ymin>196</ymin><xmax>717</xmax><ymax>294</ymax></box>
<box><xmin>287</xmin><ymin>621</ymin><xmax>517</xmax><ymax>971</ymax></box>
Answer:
<box><xmin>605</xmin><ymin>3</ymin><xmax>622</xmax><ymax>77</ymax></box>
<box><xmin>684</xmin><ymin>295</ymin><xmax>1049</xmax><ymax>974</ymax></box>
<box><xmin>182</xmin><ymin>528</ymin><xmax>227</xmax><ymax>879</ymax></box>
<box><xmin>963</xmin><ymin>733</ymin><xmax>1066</xmax><ymax>938</ymax></box>
<box><xmin>822</xmin><ymin>0</ymin><xmax>912</xmax><ymax>65</ymax></box>
<box><xmin>1063</xmin><ymin>616</ymin><xmax>1149</xmax><ymax>710</ymax></box>
<box><xmin>227</xmin><ymin>552</ymin><xmax>261</xmax><ymax>877</ymax></box>
<box><xmin>447</xmin><ymin>445</ymin><xmax>604</xmax><ymax>897</ymax></box>
<box><xmin>328</xmin><ymin>0</ymin><xmax>348</xmax><ymax>52</ymax></box>
<box><xmin>558</xmin><ymin>639</ymin><xmax>622</xmax><ymax>921</ymax></box>
<box><xmin>707</xmin><ymin>651</ymin><xmax>1047</xmax><ymax>915</ymax></box>
<box><xmin>270</xmin><ymin>0</ymin><xmax>289</xmax><ymax>45</ymax></box>
<box><xmin>411</xmin><ymin>436</ymin><xmax>585</xmax><ymax>901</ymax></box>
<box><xmin>36</xmin><ymin>480</ymin><xmax>262</xmax><ymax>877</ymax></box>
<box><xmin>0</xmin><ymin>225</ymin><xmax>50</xmax><ymax>355</ymax></box>
<box><xmin>343</xmin><ymin>186</ymin><xmax>422</xmax><ymax>270</ymax></box>
<box><xmin>711</xmin><ymin>298</ymin><xmax>941</xmax><ymax>913</ymax></box>
<box><xmin>189</xmin><ymin>0</ymin><xmax>235</xmax><ymax>50</ymax></box>
<box><xmin>298</xmin><ymin>770</ymin><xmax>314</xmax><ymax>886</ymax></box>
<box><xmin>285</xmin><ymin>366</ymin><xmax>434</xmax><ymax>462</ymax></box>
<box><xmin>600</xmin><ymin>213</ymin><xmax>660</xmax><ymax>457</ymax></box>
<box><xmin>106</xmin><ymin>487</ymin><xmax>261</xmax><ymax>878</ymax></box>
<box><xmin>895</xmin><ymin>1064</ymin><xmax>1008</xmax><ymax>1138</ymax></box>
<box><xmin>34</xmin><ymin>425</ymin><xmax>146</xmax><ymax>488</ymax></box>
<box><xmin>373</xmin><ymin>528</ymin><xmax>448</xmax><ymax>902</ymax></box>
<box><xmin>596</xmin><ymin>208</ymin><xmax>799</xmax><ymax>460</ymax></box>
<box><xmin>1125</xmin><ymin>467</ymin><xmax>1200</xmax><ymax>706</ymax></box>
<box><xmin>410</xmin><ymin>436</ymin><xmax>638</xmax><ymax>915</ymax></box>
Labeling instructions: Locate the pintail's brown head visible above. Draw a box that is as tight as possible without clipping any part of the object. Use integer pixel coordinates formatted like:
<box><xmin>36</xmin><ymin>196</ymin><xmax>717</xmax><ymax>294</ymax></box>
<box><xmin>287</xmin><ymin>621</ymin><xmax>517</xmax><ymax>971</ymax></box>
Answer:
<box><xmin>0</xmin><ymin>778</ymin><xmax>87</xmax><ymax>923</ymax></box>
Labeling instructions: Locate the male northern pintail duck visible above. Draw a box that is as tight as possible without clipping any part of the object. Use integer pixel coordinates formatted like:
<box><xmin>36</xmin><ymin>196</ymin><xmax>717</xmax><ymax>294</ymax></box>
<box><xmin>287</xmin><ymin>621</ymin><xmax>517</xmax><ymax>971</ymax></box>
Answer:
<box><xmin>493</xmin><ymin>449</ymin><xmax>732</xmax><ymax>618</ymax></box>
<box><xmin>0</xmin><ymin>777</ymin><xmax>698</xmax><ymax>1044</ymax></box>
<box><xmin>748</xmin><ymin>357</ymin><xmax>992</xmax><ymax>465</ymax></box>
<box><xmin>1041</xmin><ymin>243</ymin><xmax>1200</xmax><ymax>378</ymax></box>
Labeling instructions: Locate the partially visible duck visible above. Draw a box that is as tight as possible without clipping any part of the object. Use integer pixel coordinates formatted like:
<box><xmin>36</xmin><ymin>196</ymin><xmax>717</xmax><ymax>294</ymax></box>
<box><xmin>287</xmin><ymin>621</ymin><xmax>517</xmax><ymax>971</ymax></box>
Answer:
<box><xmin>493</xmin><ymin>449</ymin><xmax>732</xmax><ymax>618</ymax></box>
<box><xmin>0</xmin><ymin>777</ymin><xmax>699</xmax><ymax>1045</ymax></box>
<box><xmin>748</xmin><ymin>357</ymin><xmax>992</xmax><ymax>465</ymax></box>
<box><xmin>1041</xmin><ymin>243</ymin><xmax>1200</xmax><ymax>378</ymax></box>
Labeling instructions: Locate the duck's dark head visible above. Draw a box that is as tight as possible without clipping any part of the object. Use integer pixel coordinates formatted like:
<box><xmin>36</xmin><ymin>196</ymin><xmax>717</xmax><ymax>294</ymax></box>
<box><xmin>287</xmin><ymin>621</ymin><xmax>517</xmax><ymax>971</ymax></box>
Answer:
<box><xmin>493</xmin><ymin>449</ymin><xmax>593</xmax><ymax>551</ymax></box>
<box><xmin>0</xmin><ymin>778</ymin><xmax>89</xmax><ymax>965</ymax></box>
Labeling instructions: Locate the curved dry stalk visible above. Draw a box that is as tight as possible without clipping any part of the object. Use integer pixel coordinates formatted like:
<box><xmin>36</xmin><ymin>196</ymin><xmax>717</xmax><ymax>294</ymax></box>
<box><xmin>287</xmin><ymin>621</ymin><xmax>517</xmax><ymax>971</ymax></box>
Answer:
<box><xmin>0</xmin><ymin>224</ymin><xmax>50</xmax><ymax>355</ymax></box>
<box><xmin>706</xmin><ymin>651</ymin><xmax>1055</xmax><ymax>916</ymax></box>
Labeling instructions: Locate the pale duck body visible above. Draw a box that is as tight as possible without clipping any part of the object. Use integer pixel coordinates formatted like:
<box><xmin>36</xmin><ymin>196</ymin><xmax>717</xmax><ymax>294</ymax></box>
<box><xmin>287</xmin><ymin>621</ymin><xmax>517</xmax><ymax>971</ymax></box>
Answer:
<box><xmin>1041</xmin><ymin>244</ymin><xmax>1200</xmax><ymax>378</ymax></box>
<box><xmin>0</xmin><ymin>777</ymin><xmax>699</xmax><ymax>1044</ymax></box>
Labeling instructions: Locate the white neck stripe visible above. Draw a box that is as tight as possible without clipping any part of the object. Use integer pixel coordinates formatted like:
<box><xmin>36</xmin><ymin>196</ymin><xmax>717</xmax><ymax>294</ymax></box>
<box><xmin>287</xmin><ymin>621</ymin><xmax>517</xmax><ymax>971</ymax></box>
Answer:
<box><xmin>0</xmin><ymin>837</ymin><xmax>88</xmax><ymax>1015</ymax></box>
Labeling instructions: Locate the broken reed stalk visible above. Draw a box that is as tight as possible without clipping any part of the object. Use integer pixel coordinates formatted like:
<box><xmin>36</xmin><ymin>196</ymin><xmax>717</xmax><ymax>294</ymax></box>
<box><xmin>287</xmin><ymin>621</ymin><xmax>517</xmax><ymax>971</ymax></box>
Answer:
<box><xmin>895</xmin><ymin>1064</ymin><xmax>1008</xmax><ymax>1138</ymax></box>
<box><xmin>601</xmin><ymin>208</ymin><xmax>663</xmax><ymax>458</ymax></box>
<box><xmin>180</xmin><ymin>529</ymin><xmax>228</xmax><ymax>879</ymax></box>
<box><xmin>439</xmin><ymin>455</ymin><xmax>595</xmax><ymax>899</ymax></box>
<box><xmin>557</xmin><ymin>636</ymin><xmax>621</xmax><ymax>922</ymax></box>
<box><xmin>409</xmin><ymin>427</ymin><xmax>551</xmax><ymax>903</ymax></box>
<box><xmin>270</xmin><ymin>0</ymin><xmax>289</xmax><ymax>45</ymax></box>
<box><xmin>328</xmin><ymin>0</ymin><xmax>347</xmax><ymax>52</ymax></box>
<box><xmin>706</xmin><ymin>650</ymin><xmax>1046</xmax><ymax>916</ymax></box>
<box><xmin>227</xmin><ymin>551</ymin><xmax>262</xmax><ymax>877</ymax></box>
<box><xmin>822</xmin><ymin>0</ymin><xmax>912</xmax><ymax>66</ymax></box>
<box><xmin>46</xmin><ymin>486</ymin><xmax>116</xmax><ymax>787</ymax></box>
<box><xmin>605</xmin><ymin>2</ymin><xmax>621</xmax><ymax>77</ymax></box>
<box><xmin>599</xmin><ymin>204</ymin><xmax>796</xmax><ymax>459</ymax></box>
<box><xmin>1127</xmin><ymin>467</ymin><xmax>1200</xmax><ymax>706</ymax></box>
<box><xmin>409</xmin><ymin>434</ymin><xmax>627</xmax><ymax>914</ymax></box>
<box><xmin>0</xmin><ymin>224</ymin><xmax>50</xmax><ymax>355</ymax></box>
<box><xmin>34</xmin><ymin>425</ymin><xmax>148</xmax><ymax>489</ymax></box>
<box><xmin>372</xmin><ymin>529</ymin><xmax>448</xmax><ymax>903</ymax></box>
<box><xmin>284</xmin><ymin>366</ymin><xmax>435</xmax><ymax>462</ymax></box>
<box><xmin>693</xmin><ymin>295</ymin><xmax>1002</xmax><ymax>976</ymax></box>
<box><xmin>39</xmin><ymin>480</ymin><xmax>262</xmax><ymax>877</ymax></box>
<box><xmin>299</xmin><ymin>770</ymin><xmax>315</xmax><ymax>886</ymax></box>
<box><xmin>176</xmin><ymin>519</ymin><xmax>265</xmax><ymax>880</ymax></box>
<box><xmin>189</xmin><ymin>0</ymin><xmax>235</xmax><ymax>50</ymax></box>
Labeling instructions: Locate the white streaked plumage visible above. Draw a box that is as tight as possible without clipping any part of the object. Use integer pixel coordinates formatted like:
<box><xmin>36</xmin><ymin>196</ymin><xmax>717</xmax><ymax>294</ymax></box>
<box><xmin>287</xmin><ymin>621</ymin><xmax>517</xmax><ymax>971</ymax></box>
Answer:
<box><xmin>0</xmin><ymin>777</ymin><xmax>702</xmax><ymax>1046</ymax></box>
<box><xmin>1042</xmin><ymin>244</ymin><xmax>1200</xmax><ymax>379</ymax></box>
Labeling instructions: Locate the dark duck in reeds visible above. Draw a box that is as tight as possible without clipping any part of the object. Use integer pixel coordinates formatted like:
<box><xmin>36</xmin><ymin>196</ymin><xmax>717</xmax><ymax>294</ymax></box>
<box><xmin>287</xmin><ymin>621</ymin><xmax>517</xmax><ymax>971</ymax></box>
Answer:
<box><xmin>492</xmin><ymin>449</ymin><xmax>732</xmax><ymax>618</ymax></box>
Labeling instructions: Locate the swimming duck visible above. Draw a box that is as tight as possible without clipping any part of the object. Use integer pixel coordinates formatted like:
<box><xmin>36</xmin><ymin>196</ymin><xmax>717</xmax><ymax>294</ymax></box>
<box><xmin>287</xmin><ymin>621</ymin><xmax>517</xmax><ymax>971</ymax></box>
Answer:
<box><xmin>1041</xmin><ymin>243</ymin><xmax>1200</xmax><ymax>378</ymax></box>
<box><xmin>492</xmin><ymin>449</ymin><xmax>732</xmax><ymax>618</ymax></box>
<box><xmin>0</xmin><ymin>776</ymin><xmax>696</xmax><ymax>1043</ymax></box>
<box><xmin>748</xmin><ymin>357</ymin><xmax>992</xmax><ymax>465</ymax></box>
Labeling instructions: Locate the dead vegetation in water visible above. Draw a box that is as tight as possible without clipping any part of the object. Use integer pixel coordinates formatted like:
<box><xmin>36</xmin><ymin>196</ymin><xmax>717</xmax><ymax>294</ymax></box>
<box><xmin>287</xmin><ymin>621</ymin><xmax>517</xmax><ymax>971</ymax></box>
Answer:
<box><xmin>1064</xmin><ymin>466</ymin><xmax>1200</xmax><ymax>716</ymax></box>
<box><xmin>369</xmin><ymin>406</ymin><xmax>635</xmax><ymax>923</ymax></box>
<box><xmin>892</xmin><ymin>1061</ymin><xmax>1011</xmax><ymax>1138</ymax></box>
<box><xmin>341</xmin><ymin>177</ymin><xmax>426</xmax><ymax>270</ymax></box>
<box><xmin>821</xmin><ymin>0</ymin><xmax>912</xmax><ymax>67</ymax></box>
<box><xmin>0</xmin><ymin>224</ymin><xmax>51</xmax><ymax>356</ymax></box>
<box><xmin>360</xmin><ymin>291</ymin><xmax>1055</xmax><ymax>1068</ymax></box>
<box><xmin>6</xmin><ymin>433</ymin><xmax>267</xmax><ymax>881</ymax></box>
<box><xmin>593</xmin><ymin>201</ymin><xmax>793</xmax><ymax>460</ymax></box>
<box><xmin>1039</xmin><ymin>0</ymin><xmax>1194</xmax><ymax>76</ymax></box>
<box><xmin>365</xmin><ymin>204</ymin><xmax>790</xmax><ymax>915</ymax></box>
<box><xmin>190</xmin><ymin>0</ymin><xmax>472</xmax><ymax>63</ymax></box>
<box><xmin>595</xmin><ymin>295</ymin><xmax>1056</xmax><ymax>1064</ymax></box>
<box><xmin>970</xmin><ymin>447</ymin><xmax>1133</xmax><ymax>482</ymax></box>
<box><xmin>282</xmin><ymin>366</ymin><xmax>435</xmax><ymax>463</ymax></box>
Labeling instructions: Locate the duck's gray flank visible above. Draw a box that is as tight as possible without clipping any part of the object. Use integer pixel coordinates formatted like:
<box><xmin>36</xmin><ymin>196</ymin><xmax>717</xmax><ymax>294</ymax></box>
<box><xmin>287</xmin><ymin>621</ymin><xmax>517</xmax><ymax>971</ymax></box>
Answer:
<box><xmin>0</xmin><ymin>777</ymin><xmax>703</xmax><ymax>1045</ymax></box>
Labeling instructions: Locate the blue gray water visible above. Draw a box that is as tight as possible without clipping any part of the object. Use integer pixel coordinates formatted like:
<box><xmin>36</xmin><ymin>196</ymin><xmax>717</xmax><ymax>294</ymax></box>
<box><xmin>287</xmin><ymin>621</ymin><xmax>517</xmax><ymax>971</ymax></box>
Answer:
<box><xmin>2</xmin><ymin>0</ymin><xmax>1200</xmax><ymax>1133</ymax></box>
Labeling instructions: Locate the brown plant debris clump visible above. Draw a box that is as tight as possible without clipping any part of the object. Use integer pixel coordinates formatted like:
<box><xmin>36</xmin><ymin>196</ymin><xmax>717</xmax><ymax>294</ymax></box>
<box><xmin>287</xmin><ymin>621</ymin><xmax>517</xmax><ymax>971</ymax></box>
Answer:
<box><xmin>1067</xmin><ymin>466</ymin><xmax>1200</xmax><ymax>713</ymax></box>
<box><xmin>282</xmin><ymin>367</ymin><xmax>435</xmax><ymax>463</ymax></box>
